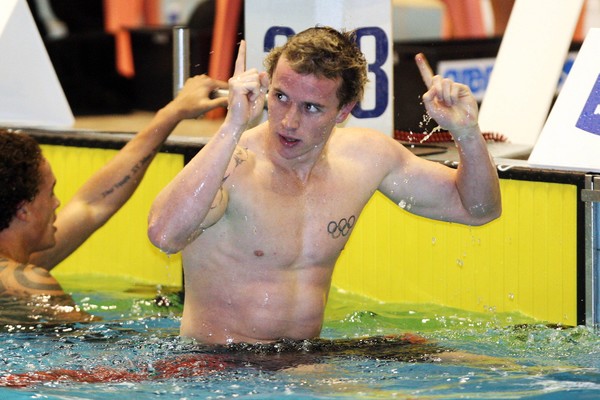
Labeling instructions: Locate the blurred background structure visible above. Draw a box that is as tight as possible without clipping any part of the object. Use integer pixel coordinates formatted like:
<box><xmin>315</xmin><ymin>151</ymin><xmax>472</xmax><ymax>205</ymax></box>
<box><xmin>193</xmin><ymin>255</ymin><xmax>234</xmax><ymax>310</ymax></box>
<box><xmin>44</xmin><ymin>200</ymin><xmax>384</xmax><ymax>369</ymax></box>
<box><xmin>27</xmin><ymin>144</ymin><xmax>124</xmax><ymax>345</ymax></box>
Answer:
<box><xmin>23</xmin><ymin>0</ymin><xmax>599</xmax><ymax>134</ymax></box>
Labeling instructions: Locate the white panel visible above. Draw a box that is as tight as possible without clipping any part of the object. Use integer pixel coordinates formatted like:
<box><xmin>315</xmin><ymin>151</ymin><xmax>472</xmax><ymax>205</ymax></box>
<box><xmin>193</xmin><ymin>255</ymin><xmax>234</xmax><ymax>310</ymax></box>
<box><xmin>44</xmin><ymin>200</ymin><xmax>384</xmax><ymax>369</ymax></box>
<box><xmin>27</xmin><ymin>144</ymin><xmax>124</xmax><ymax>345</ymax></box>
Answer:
<box><xmin>478</xmin><ymin>0</ymin><xmax>584</xmax><ymax>146</ymax></box>
<box><xmin>0</xmin><ymin>0</ymin><xmax>73</xmax><ymax>128</ymax></box>
<box><xmin>528</xmin><ymin>28</ymin><xmax>600</xmax><ymax>172</ymax></box>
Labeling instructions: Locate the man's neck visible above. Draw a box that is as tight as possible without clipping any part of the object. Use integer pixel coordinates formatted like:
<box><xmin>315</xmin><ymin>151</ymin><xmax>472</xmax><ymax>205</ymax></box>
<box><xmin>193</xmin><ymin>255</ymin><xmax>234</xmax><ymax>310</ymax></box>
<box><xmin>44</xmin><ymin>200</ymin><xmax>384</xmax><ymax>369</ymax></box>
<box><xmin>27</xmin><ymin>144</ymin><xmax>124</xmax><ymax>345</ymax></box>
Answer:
<box><xmin>0</xmin><ymin>237</ymin><xmax>30</xmax><ymax>265</ymax></box>
<box><xmin>266</xmin><ymin>139</ymin><xmax>330</xmax><ymax>184</ymax></box>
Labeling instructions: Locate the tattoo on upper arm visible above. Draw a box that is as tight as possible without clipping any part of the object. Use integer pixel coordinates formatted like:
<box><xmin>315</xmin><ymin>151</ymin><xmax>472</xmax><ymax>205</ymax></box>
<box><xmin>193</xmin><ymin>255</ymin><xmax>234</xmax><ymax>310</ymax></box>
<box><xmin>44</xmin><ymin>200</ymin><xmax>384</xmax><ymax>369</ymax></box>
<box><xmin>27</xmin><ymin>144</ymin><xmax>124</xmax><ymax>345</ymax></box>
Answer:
<box><xmin>0</xmin><ymin>262</ymin><xmax>63</xmax><ymax>296</ymax></box>
<box><xmin>204</xmin><ymin>147</ymin><xmax>247</xmax><ymax>213</ymax></box>
<box><xmin>327</xmin><ymin>215</ymin><xmax>356</xmax><ymax>238</ymax></box>
<box><xmin>233</xmin><ymin>147</ymin><xmax>247</xmax><ymax>167</ymax></box>
<box><xmin>222</xmin><ymin>147</ymin><xmax>248</xmax><ymax>184</ymax></box>
<box><xmin>14</xmin><ymin>265</ymin><xmax>62</xmax><ymax>292</ymax></box>
<box><xmin>101</xmin><ymin>146</ymin><xmax>159</xmax><ymax>198</ymax></box>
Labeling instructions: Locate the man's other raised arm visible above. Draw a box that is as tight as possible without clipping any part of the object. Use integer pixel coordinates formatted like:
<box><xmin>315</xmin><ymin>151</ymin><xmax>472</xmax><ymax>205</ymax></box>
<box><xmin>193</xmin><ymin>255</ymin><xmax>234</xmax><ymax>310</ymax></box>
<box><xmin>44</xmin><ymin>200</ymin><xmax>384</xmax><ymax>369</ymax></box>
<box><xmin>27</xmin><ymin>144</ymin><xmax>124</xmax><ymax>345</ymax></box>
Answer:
<box><xmin>416</xmin><ymin>53</ymin><xmax>501</xmax><ymax>224</ymax></box>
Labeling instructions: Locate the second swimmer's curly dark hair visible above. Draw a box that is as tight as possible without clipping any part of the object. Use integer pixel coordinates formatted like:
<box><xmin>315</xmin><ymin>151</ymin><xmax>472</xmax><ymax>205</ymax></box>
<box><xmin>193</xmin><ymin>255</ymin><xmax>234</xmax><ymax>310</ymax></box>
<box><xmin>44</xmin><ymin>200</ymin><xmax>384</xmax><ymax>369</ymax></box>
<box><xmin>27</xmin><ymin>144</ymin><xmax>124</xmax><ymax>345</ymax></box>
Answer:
<box><xmin>0</xmin><ymin>130</ymin><xmax>43</xmax><ymax>232</ymax></box>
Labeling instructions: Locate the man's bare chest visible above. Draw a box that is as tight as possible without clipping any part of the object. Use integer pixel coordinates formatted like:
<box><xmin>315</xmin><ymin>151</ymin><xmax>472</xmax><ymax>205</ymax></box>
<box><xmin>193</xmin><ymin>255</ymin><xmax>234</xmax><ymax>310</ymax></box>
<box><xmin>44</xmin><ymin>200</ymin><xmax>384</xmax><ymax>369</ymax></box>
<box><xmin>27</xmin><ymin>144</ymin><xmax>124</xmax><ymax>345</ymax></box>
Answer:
<box><xmin>223</xmin><ymin>176</ymin><xmax>363</xmax><ymax>260</ymax></box>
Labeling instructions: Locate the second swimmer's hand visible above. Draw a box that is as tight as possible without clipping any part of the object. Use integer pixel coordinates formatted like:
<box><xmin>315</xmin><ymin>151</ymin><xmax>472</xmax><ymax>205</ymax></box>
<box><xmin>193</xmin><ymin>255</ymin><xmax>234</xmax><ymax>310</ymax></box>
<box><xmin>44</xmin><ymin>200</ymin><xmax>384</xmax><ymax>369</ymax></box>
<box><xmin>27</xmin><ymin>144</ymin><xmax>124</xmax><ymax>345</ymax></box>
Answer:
<box><xmin>170</xmin><ymin>75</ymin><xmax>228</xmax><ymax>119</ymax></box>
<box><xmin>225</xmin><ymin>40</ymin><xmax>269</xmax><ymax>136</ymax></box>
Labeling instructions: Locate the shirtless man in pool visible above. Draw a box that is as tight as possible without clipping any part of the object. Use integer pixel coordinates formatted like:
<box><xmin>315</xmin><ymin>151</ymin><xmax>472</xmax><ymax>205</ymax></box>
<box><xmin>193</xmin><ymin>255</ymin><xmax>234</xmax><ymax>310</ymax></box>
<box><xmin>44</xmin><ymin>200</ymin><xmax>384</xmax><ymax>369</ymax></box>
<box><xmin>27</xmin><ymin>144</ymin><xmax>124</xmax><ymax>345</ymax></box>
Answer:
<box><xmin>0</xmin><ymin>76</ymin><xmax>227</xmax><ymax>321</ymax></box>
<box><xmin>148</xmin><ymin>27</ymin><xmax>502</xmax><ymax>344</ymax></box>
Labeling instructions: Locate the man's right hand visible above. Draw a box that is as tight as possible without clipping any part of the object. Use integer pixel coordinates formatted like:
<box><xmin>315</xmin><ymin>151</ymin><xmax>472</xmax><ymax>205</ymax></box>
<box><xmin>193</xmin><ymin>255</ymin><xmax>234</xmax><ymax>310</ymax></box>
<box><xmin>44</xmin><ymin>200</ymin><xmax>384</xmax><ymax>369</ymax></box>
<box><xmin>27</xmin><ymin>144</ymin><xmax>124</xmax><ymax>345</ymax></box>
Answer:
<box><xmin>225</xmin><ymin>40</ymin><xmax>269</xmax><ymax>137</ymax></box>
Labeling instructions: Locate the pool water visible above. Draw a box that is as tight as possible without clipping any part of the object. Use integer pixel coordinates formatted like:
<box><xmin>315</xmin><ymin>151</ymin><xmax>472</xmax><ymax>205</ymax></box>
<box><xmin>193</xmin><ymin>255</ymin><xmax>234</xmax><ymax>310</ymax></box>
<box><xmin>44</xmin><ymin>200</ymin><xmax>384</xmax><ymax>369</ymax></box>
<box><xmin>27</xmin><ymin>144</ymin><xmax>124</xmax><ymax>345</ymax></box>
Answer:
<box><xmin>0</xmin><ymin>278</ymin><xmax>599</xmax><ymax>399</ymax></box>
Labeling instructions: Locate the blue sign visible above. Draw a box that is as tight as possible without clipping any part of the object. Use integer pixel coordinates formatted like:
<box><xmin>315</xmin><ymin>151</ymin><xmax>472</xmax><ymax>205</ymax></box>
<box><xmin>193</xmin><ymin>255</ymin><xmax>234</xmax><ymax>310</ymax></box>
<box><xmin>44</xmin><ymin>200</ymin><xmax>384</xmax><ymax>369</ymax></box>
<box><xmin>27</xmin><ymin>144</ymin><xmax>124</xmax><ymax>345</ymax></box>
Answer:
<box><xmin>576</xmin><ymin>73</ymin><xmax>600</xmax><ymax>135</ymax></box>
<box><xmin>263</xmin><ymin>26</ymin><xmax>390</xmax><ymax>120</ymax></box>
<box><xmin>442</xmin><ymin>64</ymin><xmax>494</xmax><ymax>100</ymax></box>
<box><xmin>438</xmin><ymin>58</ymin><xmax>496</xmax><ymax>102</ymax></box>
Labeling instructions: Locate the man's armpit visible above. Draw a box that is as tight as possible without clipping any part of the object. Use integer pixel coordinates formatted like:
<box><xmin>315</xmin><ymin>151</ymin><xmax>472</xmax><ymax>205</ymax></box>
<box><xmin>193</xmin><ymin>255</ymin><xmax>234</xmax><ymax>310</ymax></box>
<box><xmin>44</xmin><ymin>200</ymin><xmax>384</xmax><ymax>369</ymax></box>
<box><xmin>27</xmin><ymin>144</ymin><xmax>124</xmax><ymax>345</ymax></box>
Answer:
<box><xmin>200</xmin><ymin>186</ymin><xmax>229</xmax><ymax>230</ymax></box>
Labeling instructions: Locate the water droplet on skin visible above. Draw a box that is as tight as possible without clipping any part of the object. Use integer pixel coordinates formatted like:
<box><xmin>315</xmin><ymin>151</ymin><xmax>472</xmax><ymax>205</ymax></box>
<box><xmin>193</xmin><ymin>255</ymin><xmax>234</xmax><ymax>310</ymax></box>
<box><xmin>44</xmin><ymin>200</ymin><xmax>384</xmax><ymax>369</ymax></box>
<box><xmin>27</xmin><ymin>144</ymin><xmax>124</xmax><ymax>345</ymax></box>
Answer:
<box><xmin>456</xmin><ymin>259</ymin><xmax>464</xmax><ymax>267</ymax></box>
<box><xmin>508</xmin><ymin>293</ymin><xmax>515</xmax><ymax>300</ymax></box>
<box><xmin>431</xmin><ymin>237</ymin><xmax>436</xmax><ymax>245</ymax></box>
<box><xmin>193</xmin><ymin>181</ymin><xmax>206</xmax><ymax>197</ymax></box>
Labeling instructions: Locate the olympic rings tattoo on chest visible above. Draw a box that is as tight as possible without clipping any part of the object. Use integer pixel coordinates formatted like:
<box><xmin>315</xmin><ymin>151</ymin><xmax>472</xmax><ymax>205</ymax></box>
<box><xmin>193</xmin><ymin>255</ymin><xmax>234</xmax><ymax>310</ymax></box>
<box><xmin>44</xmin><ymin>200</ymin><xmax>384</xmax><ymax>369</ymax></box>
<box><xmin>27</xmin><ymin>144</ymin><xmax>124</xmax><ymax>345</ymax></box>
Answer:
<box><xmin>327</xmin><ymin>215</ymin><xmax>356</xmax><ymax>238</ymax></box>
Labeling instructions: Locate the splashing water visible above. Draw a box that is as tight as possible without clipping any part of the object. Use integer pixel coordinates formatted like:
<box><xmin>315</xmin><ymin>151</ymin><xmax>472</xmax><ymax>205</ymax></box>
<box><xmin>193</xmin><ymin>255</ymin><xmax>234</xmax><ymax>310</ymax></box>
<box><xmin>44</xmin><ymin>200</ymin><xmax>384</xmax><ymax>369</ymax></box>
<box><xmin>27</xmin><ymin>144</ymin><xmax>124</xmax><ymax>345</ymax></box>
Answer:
<box><xmin>405</xmin><ymin>111</ymin><xmax>445</xmax><ymax>144</ymax></box>
<box><xmin>0</xmin><ymin>281</ymin><xmax>598</xmax><ymax>399</ymax></box>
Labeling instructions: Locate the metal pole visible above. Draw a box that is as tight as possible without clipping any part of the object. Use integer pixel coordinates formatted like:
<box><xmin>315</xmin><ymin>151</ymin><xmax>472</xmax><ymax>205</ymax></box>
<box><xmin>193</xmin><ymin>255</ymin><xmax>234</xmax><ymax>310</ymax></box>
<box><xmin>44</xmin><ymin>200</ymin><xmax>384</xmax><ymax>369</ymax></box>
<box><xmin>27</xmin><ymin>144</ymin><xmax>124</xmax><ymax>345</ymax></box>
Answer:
<box><xmin>172</xmin><ymin>26</ymin><xmax>190</xmax><ymax>98</ymax></box>
<box><xmin>583</xmin><ymin>174</ymin><xmax>600</xmax><ymax>330</ymax></box>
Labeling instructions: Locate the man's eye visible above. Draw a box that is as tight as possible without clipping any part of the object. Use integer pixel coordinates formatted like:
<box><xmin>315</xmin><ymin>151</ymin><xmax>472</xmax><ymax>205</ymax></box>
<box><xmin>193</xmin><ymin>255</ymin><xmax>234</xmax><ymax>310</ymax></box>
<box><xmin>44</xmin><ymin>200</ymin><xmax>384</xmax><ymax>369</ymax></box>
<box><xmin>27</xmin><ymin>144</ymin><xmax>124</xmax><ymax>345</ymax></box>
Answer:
<box><xmin>305</xmin><ymin>104</ymin><xmax>319</xmax><ymax>113</ymax></box>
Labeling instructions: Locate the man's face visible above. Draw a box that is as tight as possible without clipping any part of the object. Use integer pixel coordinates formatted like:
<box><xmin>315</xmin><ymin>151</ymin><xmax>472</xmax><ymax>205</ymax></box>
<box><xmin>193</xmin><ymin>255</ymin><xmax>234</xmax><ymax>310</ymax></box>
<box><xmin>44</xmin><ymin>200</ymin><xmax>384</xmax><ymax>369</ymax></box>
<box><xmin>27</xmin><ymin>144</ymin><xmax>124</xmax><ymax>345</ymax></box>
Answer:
<box><xmin>267</xmin><ymin>57</ymin><xmax>355</xmax><ymax>160</ymax></box>
<box><xmin>25</xmin><ymin>158</ymin><xmax>60</xmax><ymax>252</ymax></box>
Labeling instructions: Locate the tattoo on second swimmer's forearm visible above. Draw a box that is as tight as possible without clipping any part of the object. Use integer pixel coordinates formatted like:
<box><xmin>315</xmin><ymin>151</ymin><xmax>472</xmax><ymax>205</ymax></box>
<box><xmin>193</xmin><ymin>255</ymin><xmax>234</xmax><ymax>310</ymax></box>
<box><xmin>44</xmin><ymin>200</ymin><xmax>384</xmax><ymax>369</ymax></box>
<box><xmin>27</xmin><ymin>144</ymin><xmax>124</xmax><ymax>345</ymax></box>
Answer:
<box><xmin>327</xmin><ymin>215</ymin><xmax>356</xmax><ymax>238</ymax></box>
<box><xmin>101</xmin><ymin>147</ymin><xmax>158</xmax><ymax>198</ymax></box>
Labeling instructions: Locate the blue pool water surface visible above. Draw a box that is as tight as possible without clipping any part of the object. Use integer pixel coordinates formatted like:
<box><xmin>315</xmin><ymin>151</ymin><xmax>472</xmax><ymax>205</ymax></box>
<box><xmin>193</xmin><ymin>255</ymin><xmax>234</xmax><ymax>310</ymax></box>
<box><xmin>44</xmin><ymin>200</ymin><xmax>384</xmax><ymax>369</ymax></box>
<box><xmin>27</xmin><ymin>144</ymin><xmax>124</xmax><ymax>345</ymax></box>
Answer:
<box><xmin>0</xmin><ymin>278</ymin><xmax>599</xmax><ymax>399</ymax></box>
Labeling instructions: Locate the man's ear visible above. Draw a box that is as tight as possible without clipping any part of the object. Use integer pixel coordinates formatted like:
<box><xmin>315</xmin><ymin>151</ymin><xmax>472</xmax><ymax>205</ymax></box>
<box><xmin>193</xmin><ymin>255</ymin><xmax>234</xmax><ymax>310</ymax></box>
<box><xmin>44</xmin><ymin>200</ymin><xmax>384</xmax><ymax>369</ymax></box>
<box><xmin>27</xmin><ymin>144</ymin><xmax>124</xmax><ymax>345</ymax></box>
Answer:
<box><xmin>15</xmin><ymin>202</ymin><xmax>29</xmax><ymax>222</ymax></box>
<box><xmin>335</xmin><ymin>102</ymin><xmax>356</xmax><ymax>124</ymax></box>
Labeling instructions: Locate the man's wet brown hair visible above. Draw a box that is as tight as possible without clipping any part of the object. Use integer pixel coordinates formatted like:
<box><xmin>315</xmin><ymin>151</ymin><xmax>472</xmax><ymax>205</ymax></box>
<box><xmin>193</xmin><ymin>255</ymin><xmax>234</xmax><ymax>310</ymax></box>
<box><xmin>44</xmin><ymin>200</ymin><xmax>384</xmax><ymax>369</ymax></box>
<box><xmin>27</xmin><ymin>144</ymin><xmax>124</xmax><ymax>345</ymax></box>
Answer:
<box><xmin>264</xmin><ymin>26</ymin><xmax>368</xmax><ymax>109</ymax></box>
<box><xmin>0</xmin><ymin>130</ymin><xmax>43</xmax><ymax>231</ymax></box>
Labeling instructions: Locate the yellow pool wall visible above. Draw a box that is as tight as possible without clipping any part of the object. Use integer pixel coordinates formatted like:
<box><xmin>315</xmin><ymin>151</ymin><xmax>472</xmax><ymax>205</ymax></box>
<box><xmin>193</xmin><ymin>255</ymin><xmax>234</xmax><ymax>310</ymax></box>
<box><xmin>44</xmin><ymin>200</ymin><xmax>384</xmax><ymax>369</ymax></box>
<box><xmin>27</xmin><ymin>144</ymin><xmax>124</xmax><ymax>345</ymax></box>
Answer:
<box><xmin>333</xmin><ymin>181</ymin><xmax>578</xmax><ymax>326</ymax></box>
<box><xmin>43</xmin><ymin>143</ymin><xmax>579</xmax><ymax>326</ymax></box>
<box><xmin>43</xmin><ymin>144</ymin><xmax>184</xmax><ymax>289</ymax></box>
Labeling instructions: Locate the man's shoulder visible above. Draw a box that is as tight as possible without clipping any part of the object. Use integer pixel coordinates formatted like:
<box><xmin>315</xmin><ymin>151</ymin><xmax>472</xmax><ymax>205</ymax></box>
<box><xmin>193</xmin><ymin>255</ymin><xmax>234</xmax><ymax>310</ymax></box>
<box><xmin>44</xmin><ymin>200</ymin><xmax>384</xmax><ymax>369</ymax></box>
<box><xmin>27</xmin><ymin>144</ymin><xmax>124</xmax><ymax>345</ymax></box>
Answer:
<box><xmin>0</xmin><ymin>258</ymin><xmax>45</xmax><ymax>274</ymax></box>
<box><xmin>0</xmin><ymin>256</ymin><xmax>17</xmax><ymax>269</ymax></box>
<box><xmin>0</xmin><ymin>259</ymin><xmax>66</xmax><ymax>297</ymax></box>
<box><xmin>335</xmin><ymin>125</ymin><xmax>397</xmax><ymax>140</ymax></box>
<box><xmin>238</xmin><ymin>123</ymin><xmax>266</xmax><ymax>151</ymax></box>
<box><xmin>331</xmin><ymin>127</ymin><xmax>400</xmax><ymax>153</ymax></box>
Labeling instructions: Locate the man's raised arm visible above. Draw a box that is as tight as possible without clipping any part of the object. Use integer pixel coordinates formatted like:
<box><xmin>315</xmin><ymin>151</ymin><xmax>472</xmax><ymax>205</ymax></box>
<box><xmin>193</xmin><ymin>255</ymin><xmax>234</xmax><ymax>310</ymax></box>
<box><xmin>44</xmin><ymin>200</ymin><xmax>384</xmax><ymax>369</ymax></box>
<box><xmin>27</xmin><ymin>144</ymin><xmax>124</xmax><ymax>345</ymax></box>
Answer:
<box><xmin>148</xmin><ymin>41</ymin><xmax>269</xmax><ymax>253</ymax></box>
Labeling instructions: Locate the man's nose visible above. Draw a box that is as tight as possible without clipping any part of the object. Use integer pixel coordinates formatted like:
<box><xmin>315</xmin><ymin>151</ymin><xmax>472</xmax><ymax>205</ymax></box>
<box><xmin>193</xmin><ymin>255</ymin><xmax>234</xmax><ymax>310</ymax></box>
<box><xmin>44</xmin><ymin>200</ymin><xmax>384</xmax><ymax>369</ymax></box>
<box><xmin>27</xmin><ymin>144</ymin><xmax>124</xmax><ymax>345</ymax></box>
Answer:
<box><xmin>282</xmin><ymin>106</ymin><xmax>300</xmax><ymax>129</ymax></box>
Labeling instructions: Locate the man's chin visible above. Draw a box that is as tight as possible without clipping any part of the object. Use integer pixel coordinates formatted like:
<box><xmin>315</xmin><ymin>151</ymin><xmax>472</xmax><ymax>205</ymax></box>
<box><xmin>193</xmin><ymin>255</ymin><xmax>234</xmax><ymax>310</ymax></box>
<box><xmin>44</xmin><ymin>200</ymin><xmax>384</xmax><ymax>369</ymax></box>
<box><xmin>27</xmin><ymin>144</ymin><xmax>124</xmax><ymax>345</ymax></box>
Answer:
<box><xmin>36</xmin><ymin>239</ymin><xmax>57</xmax><ymax>254</ymax></box>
